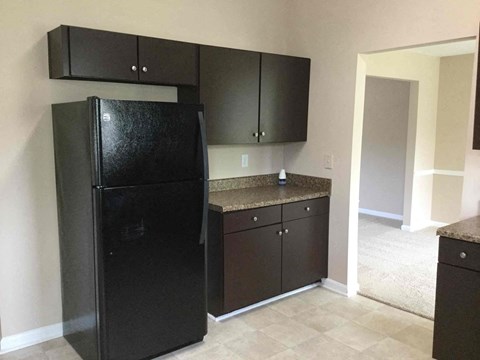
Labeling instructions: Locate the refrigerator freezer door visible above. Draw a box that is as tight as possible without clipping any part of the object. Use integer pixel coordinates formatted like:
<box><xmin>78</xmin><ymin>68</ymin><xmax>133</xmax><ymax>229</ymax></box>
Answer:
<box><xmin>96</xmin><ymin>181</ymin><xmax>206</xmax><ymax>360</ymax></box>
<box><xmin>92</xmin><ymin>99</ymin><xmax>205</xmax><ymax>187</ymax></box>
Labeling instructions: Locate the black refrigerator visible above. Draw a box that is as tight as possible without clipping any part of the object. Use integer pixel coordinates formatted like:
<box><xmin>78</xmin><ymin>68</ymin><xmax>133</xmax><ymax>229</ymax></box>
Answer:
<box><xmin>52</xmin><ymin>97</ymin><xmax>208</xmax><ymax>360</ymax></box>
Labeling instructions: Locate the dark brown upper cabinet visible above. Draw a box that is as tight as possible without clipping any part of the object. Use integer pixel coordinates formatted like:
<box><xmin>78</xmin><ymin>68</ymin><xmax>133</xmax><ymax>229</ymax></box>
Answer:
<box><xmin>199</xmin><ymin>46</ymin><xmax>260</xmax><ymax>145</ymax></box>
<box><xmin>199</xmin><ymin>46</ymin><xmax>310</xmax><ymax>145</ymax></box>
<box><xmin>260</xmin><ymin>54</ymin><xmax>310</xmax><ymax>143</ymax></box>
<box><xmin>48</xmin><ymin>25</ymin><xmax>198</xmax><ymax>86</ymax></box>
<box><xmin>473</xmin><ymin>25</ymin><xmax>480</xmax><ymax>149</ymax></box>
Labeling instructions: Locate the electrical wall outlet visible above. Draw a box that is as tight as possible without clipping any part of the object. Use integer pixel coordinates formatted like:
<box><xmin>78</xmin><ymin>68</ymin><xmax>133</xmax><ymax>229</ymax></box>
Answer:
<box><xmin>324</xmin><ymin>154</ymin><xmax>334</xmax><ymax>169</ymax></box>
<box><xmin>241</xmin><ymin>154</ymin><xmax>249</xmax><ymax>168</ymax></box>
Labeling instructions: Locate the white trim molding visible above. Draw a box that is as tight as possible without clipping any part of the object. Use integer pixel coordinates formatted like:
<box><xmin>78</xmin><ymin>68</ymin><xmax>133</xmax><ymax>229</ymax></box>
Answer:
<box><xmin>322</xmin><ymin>278</ymin><xmax>359</xmax><ymax>297</ymax></box>
<box><xmin>0</xmin><ymin>323</ymin><xmax>63</xmax><ymax>355</ymax></box>
<box><xmin>414</xmin><ymin>169</ymin><xmax>465</xmax><ymax>177</ymax></box>
<box><xmin>358</xmin><ymin>208</ymin><xmax>403</xmax><ymax>221</ymax></box>
<box><xmin>209</xmin><ymin>283</ymin><xmax>320</xmax><ymax>321</ymax></box>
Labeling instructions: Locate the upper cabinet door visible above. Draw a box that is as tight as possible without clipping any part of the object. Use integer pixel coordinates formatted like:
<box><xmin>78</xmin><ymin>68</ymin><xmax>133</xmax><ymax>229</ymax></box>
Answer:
<box><xmin>200</xmin><ymin>46</ymin><xmax>260</xmax><ymax>145</ymax></box>
<box><xmin>138</xmin><ymin>37</ymin><xmax>198</xmax><ymax>86</ymax></box>
<box><xmin>260</xmin><ymin>54</ymin><xmax>310</xmax><ymax>143</ymax></box>
<box><xmin>473</xmin><ymin>25</ymin><xmax>480</xmax><ymax>149</ymax></box>
<box><xmin>69</xmin><ymin>27</ymin><xmax>138</xmax><ymax>82</ymax></box>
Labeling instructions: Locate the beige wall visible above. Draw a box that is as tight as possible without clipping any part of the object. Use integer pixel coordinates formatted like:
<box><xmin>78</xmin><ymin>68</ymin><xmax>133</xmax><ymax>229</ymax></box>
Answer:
<box><xmin>0</xmin><ymin>0</ymin><xmax>292</xmax><ymax>338</ymax></box>
<box><xmin>363</xmin><ymin>51</ymin><xmax>441</xmax><ymax>230</ymax></box>
<box><xmin>432</xmin><ymin>54</ymin><xmax>474</xmax><ymax>223</ymax></box>
<box><xmin>284</xmin><ymin>0</ymin><xmax>479</xmax><ymax>289</ymax></box>
<box><xmin>360</xmin><ymin>77</ymin><xmax>410</xmax><ymax>216</ymax></box>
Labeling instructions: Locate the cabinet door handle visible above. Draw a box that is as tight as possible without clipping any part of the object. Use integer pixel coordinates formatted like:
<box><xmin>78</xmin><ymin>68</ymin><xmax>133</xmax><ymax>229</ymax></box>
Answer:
<box><xmin>459</xmin><ymin>251</ymin><xmax>467</xmax><ymax>259</ymax></box>
<box><xmin>277</xmin><ymin>230</ymin><xmax>283</xmax><ymax>236</ymax></box>
<box><xmin>142</xmin><ymin>66</ymin><xmax>148</xmax><ymax>73</ymax></box>
<box><xmin>252</xmin><ymin>216</ymin><xmax>258</xmax><ymax>222</ymax></box>
<box><xmin>284</xmin><ymin>229</ymin><xmax>289</xmax><ymax>234</ymax></box>
<box><xmin>253</xmin><ymin>132</ymin><xmax>259</xmax><ymax>137</ymax></box>
<box><xmin>131</xmin><ymin>65</ymin><xmax>137</xmax><ymax>72</ymax></box>
<box><xmin>305</xmin><ymin>206</ymin><xmax>311</xmax><ymax>212</ymax></box>
<box><xmin>261</xmin><ymin>131</ymin><xmax>266</xmax><ymax>136</ymax></box>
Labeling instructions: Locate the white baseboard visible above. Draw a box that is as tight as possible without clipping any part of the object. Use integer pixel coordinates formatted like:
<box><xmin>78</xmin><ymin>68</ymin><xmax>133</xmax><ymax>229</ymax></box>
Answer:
<box><xmin>359</xmin><ymin>208</ymin><xmax>403</xmax><ymax>221</ymax></box>
<box><xmin>321</xmin><ymin>278</ymin><xmax>359</xmax><ymax>297</ymax></box>
<box><xmin>0</xmin><ymin>322</ymin><xmax>63</xmax><ymax>355</ymax></box>
<box><xmin>402</xmin><ymin>221</ymin><xmax>449</xmax><ymax>232</ymax></box>
<box><xmin>208</xmin><ymin>283</ymin><xmax>320</xmax><ymax>321</ymax></box>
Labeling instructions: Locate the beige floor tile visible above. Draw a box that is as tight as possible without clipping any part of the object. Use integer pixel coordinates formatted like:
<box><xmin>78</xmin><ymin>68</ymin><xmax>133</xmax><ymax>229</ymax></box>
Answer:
<box><xmin>321</xmin><ymin>298</ymin><xmax>374</xmax><ymax>320</ymax></box>
<box><xmin>268</xmin><ymin>296</ymin><xmax>316</xmax><ymax>317</ymax></box>
<box><xmin>205</xmin><ymin>317</ymin><xmax>254</xmax><ymax>344</ymax></box>
<box><xmin>224</xmin><ymin>331</ymin><xmax>287</xmax><ymax>359</ymax></box>
<box><xmin>354</xmin><ymin>309</ymin><xmax>411</xmax><ymax>336</ymax></box>
<box><xmin>0</xmin><ymin>345</ymin><xmax>47</xmax><ymax>360</ymax></box>
<box><xmin>391</xmin><ymin>324</ymin><xmax>433</xmax><ymax>355</ymax></box>
<box><xmin>260</xmin><ymin>319</ymin><xmax>320</xmax><ymax>347</ymax></box>
<box><xmin>45</xmin><ymin>345</ymin><xmax>81</xmax><ymax>360</ymax></box>
<box><xmin>152</xmin><ymin>353</ymin><xmax>178</xmax><ymax>360</ymax></box>
<box><xmin>324</xmin><ymin>322</ymin><xmax>386</xmax><ymax>352</ymax></box>
<box><xmin>182</xmin><ymin>345</ymin><xmax>244</xmax><ymax>360</ymax></box>
<box><xmin>361</xmin><ymin>337</ymin><xmax>432</xmax><ymax>360</ymax></box>
<box><xmin>293</xmin><ymin>334</ymin><xmax>359</xmax><ymax>359</ymax></box>
<box><xmin>237</xmin><ymin>307</ymin><xmax>288</xmax><ymax>330</ymax></box>
<box><xmin>349</xmin><ymin>295</ymin><xmax>386</xmax><ymax>311</ymax></box>
<box><xmin>267</xmin><ymin>349</ymin><xmax>303</xmax><ymax>360</ymax></box>
<box><xmin>295</xmin><ymin>287</ymin><xmax>343</xmax><ymax>306</ymax></box>
<box><xmin>292</xmin><ymin>307</ymin><xmax>349</xmax><ymax>333</ymax></box>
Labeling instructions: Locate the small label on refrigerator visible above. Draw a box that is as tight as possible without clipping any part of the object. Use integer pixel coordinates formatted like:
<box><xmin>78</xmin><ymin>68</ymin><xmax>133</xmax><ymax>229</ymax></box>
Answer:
<box><xmin>102</xmin><ymin>113</ymin><xmax>111</xmax><ymax>122</ymax></box>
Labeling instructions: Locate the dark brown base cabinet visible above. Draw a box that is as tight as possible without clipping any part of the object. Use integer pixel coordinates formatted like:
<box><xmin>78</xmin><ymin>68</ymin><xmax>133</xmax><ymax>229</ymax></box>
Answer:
<box><xmin>433</xmin><ymin>237</ymin><xmax>480</xmax><ymax>359</ymax></box>
<box><xmin>207</xmin><ymin>197</ymin><xmax>329</xmax><ymax>317</ymax></box>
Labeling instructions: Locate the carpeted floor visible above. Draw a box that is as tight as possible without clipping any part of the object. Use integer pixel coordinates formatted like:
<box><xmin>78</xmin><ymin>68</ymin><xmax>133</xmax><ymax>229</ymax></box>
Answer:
<box><xmin>357</xmin><ymin>214</ymin><xmax>439</xmax><ymax>319</ymax></box>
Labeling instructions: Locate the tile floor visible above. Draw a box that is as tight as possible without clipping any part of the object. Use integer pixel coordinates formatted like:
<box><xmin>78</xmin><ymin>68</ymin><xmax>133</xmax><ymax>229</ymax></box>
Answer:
<box><xmin>0</xmin><ymin>287</ymin><xmax>434</xmax><ymax>360</ymax></box>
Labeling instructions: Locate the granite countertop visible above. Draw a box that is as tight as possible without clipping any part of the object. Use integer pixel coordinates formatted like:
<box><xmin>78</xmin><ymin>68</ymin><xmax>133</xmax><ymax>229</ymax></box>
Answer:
<box><xmin>208</xmin><ymin>173</ymin><xmax>331</xmax><ymax>213</ymax></box>
<box><xmin>437</xmin><ymin>216</ymin><xmax>480</xmax><ymax>244</ymax></box>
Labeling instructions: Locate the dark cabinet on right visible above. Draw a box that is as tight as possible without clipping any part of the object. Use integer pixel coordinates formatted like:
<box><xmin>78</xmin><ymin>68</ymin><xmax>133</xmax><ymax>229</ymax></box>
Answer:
<box><xmin>200</xmin><ymin>47</ymin><xmax>310</xmax><ymax>145</ymax></box>
<box><xmin>433</xmin><ymin>237</ymin><xmax>480</xmax><ymax>359</ymax></box>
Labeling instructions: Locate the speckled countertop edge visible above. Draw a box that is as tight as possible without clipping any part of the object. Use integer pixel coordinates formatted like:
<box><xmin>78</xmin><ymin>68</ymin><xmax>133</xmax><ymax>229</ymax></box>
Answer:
<box><xmin>437</xmin><ymin>216</ymin><xmax>480</xmax><ymax>244</ymax></box>
<box><xmin>208</xmin><ymin>173</ymin><xmax>331</xmax><ymax>213</ymax></box>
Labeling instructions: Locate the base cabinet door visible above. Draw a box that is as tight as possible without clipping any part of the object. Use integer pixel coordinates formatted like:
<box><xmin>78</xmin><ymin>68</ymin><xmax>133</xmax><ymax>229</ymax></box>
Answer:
<box><xmin>282</xmin><ymin>215</ymin><xmax>328</xmax><ymax>293</ymax></box>
<box><xmin>433</xmin><ymin>263</ymin><xmax>480</xmax><ymax>359</ymax></box>
<box><xmin>224</xmin><ymin>224</ymin><xmax>282</xmax><ymax>313</ymax></box>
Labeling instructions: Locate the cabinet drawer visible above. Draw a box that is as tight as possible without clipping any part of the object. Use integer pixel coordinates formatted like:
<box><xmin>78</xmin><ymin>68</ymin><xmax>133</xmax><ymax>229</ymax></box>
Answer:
<box><xmin>282</xmin><ymin>197</ymin><xmax>329</xmax><ymax>222</ymax></box>
<box><xmin>223</xmin><ymin>205</ymin><xmax>281</xmax><ymax>234</ymax></box>
<box><xmin>438</xmin><ymin>237</ymin><xmax>480</xmax><ymax>272</ymax></box>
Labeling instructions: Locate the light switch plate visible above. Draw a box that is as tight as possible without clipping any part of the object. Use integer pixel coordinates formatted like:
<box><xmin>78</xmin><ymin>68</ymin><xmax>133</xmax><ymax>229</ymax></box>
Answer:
<box><xmin>241</xmin><ymin>154</ymin><xmax>249</xmax><ymax>168</ymax></box>
<box><xmin>324</xmin><ymin>154</ymin><xmax>333</xmax><ymax>169</ymax></box>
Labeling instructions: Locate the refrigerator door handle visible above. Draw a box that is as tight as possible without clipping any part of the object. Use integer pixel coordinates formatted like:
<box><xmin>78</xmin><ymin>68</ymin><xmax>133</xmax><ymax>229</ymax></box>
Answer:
<box><xmin>198</xmin><ymin>111</ymin><xmax>209</xmax><ymax>245</ymax></box>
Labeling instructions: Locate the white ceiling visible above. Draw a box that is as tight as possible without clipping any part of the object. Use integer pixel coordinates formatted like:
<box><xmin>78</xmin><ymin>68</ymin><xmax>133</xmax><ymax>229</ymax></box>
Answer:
<box><xmin>402</xmin><ymin>39</ymin><xmax>476</xmax><ymax>57</ymax></box>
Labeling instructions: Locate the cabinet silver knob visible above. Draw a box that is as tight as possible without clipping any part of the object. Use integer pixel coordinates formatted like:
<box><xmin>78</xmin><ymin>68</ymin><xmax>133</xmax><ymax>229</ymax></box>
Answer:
<box><xmin>261</xmin><ymin>131</ymin><xmax>266</xmax><ymax>136</ymax></box>
<box><xmin>252</xmin><ymin>216</ymin><xmax>258</xmax><ymax>222</ymax></box>
<box><xmin>277</xmin><ymin>230</ymin><xmax>283</xmax><ymax>236</ymax></box>
<box><xmin>305</xmin><ymin>206</ymin><xmax>311</xmax><ymax>212</ymax></box>
<box><xmin>284</xmin><ymin>229</ymin><xmax>289</xmax><ymax>234</ymax></box>
<box><xmin>142</xmin><ymin>66</ymin><xmax>148</xmax><ymax>73</ymax></box>
<box><xmin>131</xmin><ymin>65</ymin><xmax>137</xmax><ymax>72</ymax></box>
<box><xmin>459</xmin><ymin>252</ymin><xmax>467</xmax><ymax>259</ymax></box>
<box><xmin>253</xmin><ymin>132</ymin><xmax>259</xmax><ymax>137</ymax></box>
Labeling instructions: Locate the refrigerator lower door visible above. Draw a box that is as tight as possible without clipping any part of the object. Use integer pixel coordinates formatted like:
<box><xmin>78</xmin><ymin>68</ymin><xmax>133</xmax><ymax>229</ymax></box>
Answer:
<box><xmin>95</xmin><ymin>180</ymin><xmax>206</xmax><ymax>360</ymax></box>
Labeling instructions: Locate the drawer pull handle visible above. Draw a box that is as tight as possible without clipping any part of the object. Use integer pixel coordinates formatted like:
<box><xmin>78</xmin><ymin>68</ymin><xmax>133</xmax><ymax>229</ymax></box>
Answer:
<box><xmin>284</xmin><ymin>229</ymin><xmax>289</xmax><ymax>234</ymax></box>
<box><xmin>305</xmin><ymin>206</ymin><xmax>311</xmax><ymax>212</ymax></box>
<box><xmin>277</xmin><ymin>230</ymin><xmax>283</xmax><ymax>236</ymax></box>
<box><xmin>252</xmin><ymin>216</ymin><xmax>258</xmax><ymax>222</ymax></box>
<box><xmin>459</xmin><ymin>252</ymin><xmax>467</xmax><ymax>259</ymax></box>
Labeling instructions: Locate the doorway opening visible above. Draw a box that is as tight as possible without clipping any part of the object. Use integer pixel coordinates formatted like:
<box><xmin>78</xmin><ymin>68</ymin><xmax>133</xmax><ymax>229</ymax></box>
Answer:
<box><xmin>354</xmin><ymin>39</ymin><xmax>476</xmax><ymax>319</ymax></box>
